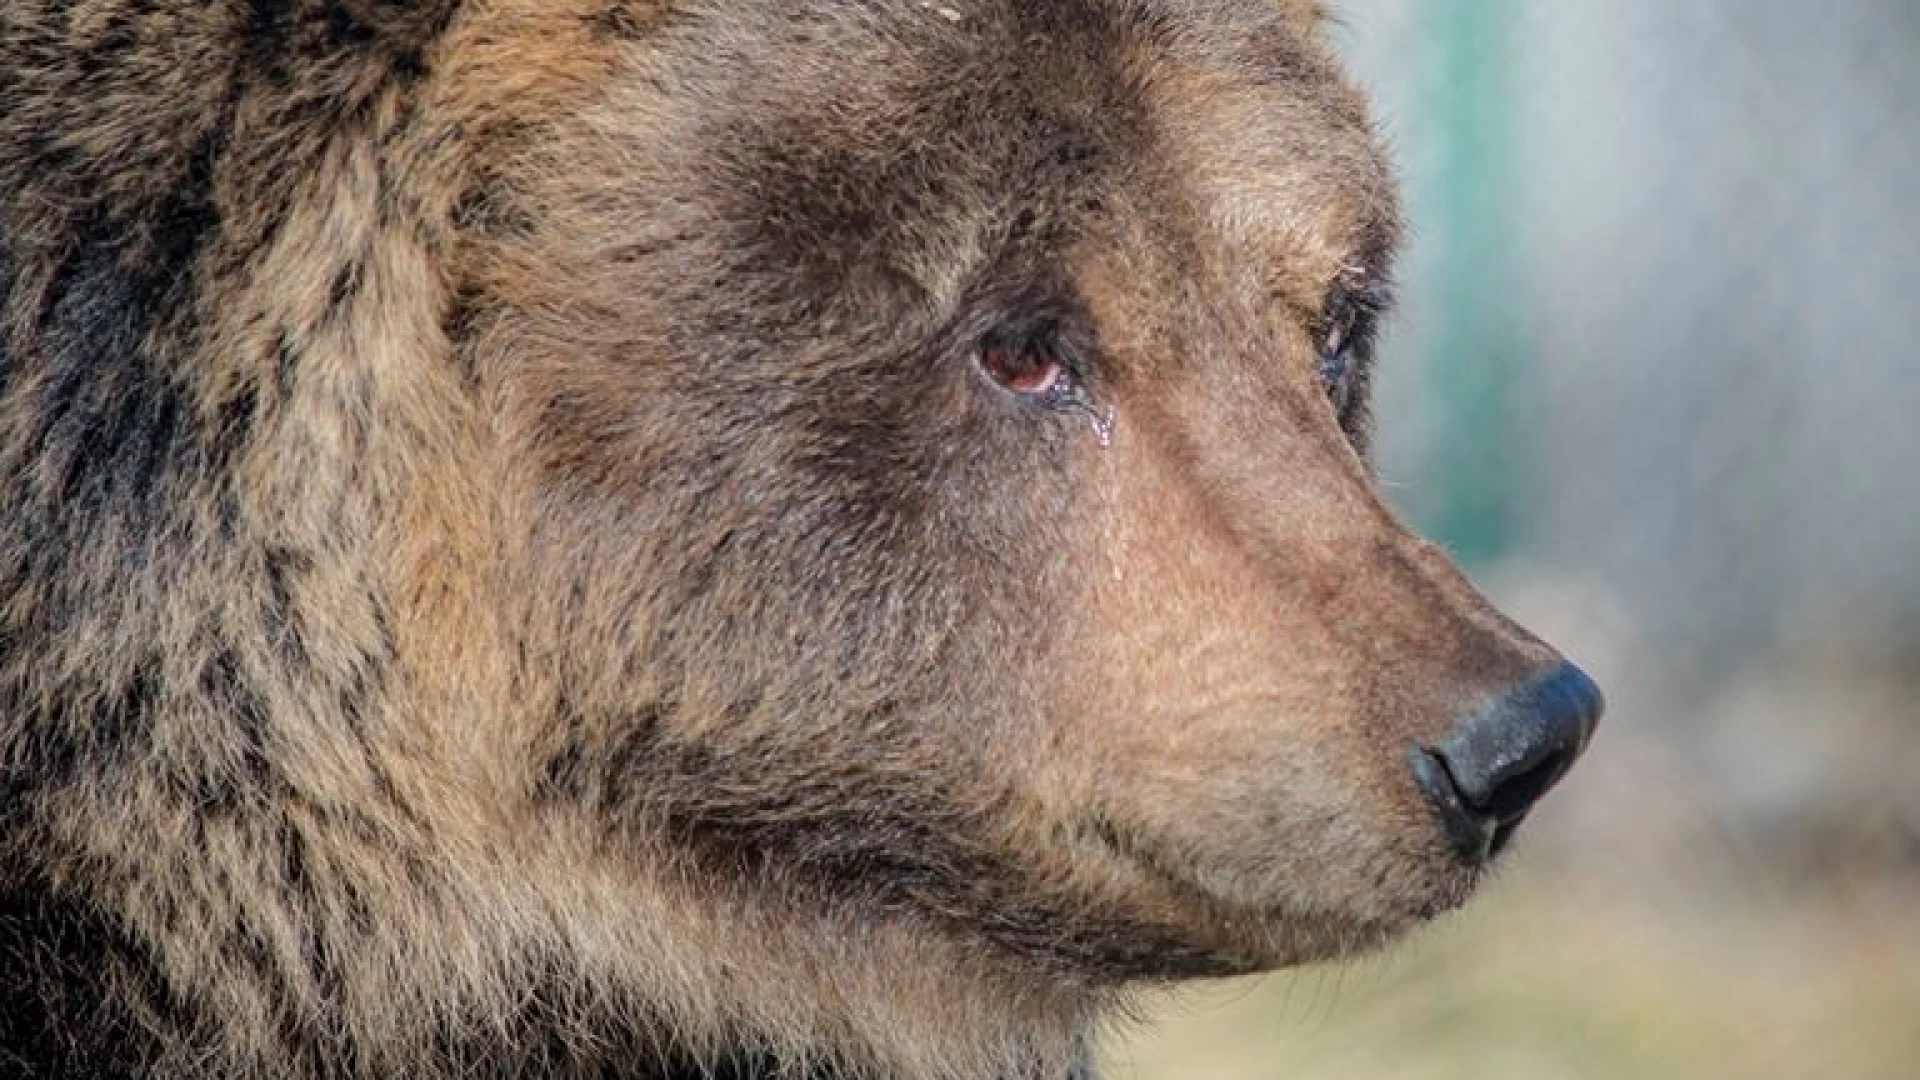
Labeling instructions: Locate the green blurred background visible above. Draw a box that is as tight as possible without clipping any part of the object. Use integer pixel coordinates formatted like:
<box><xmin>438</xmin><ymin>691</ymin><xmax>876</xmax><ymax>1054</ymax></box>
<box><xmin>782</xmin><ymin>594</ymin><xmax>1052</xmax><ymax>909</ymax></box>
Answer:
<box><xmin>1102</xmin><ymin>2</ymin><xmax>1920</xmax><ymax>1077</ymax></box>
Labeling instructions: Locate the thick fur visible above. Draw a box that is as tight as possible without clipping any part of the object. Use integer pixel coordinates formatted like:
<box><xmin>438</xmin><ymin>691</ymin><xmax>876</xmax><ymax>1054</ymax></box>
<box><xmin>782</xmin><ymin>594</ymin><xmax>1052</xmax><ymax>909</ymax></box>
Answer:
<box><xmin>2</xmin><ymin>2</ymin><xmax>1567</xmax><ymax>1078</ymax></box>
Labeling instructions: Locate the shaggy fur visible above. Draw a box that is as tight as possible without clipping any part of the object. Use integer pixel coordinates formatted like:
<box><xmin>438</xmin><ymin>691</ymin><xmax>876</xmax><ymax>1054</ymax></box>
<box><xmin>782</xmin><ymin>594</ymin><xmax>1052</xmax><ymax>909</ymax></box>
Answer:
<box><xmin>2</xmin><ymin>2</ymin><xmax>1571</xmax><ymax>1078</ymax></box>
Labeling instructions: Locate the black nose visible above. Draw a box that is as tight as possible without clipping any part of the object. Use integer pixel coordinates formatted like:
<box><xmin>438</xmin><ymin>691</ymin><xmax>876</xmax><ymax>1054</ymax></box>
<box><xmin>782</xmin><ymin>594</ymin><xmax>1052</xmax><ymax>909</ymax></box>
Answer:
<box><xmin>1411</xmin><ymin>661</ymin><xmax>1603</xmax><ymax>864</ymax></box>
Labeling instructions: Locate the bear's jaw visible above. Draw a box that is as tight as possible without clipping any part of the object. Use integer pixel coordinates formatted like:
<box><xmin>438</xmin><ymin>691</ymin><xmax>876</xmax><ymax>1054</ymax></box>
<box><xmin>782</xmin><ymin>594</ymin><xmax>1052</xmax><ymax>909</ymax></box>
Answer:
<box><xmin>518</xmin><ymin>852</ymin><xmax>1114</xmax><ymax>1080</ymax></box>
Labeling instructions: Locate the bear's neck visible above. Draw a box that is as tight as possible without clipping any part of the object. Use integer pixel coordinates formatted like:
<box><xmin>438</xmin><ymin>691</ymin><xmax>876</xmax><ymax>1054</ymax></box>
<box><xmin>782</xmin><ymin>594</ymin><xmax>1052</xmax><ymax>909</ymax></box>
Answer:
<box><xmin>0</xmin><ymin>879</ymin><xmax>1100</xmax><ymax>1080</ymax></box>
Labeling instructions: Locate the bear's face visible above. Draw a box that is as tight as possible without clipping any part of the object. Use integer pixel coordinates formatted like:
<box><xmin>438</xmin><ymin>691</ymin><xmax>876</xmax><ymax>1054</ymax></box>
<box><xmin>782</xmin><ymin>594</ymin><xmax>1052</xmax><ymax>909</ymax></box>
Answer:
<box><xmin>465</xmin><ymin>0</ymin><xmax>1573</xmax><ymax>981</ymax></box>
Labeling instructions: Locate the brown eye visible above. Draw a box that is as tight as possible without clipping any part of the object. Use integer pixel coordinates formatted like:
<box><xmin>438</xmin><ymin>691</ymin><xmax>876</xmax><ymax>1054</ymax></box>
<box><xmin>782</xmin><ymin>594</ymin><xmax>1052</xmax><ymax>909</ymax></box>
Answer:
<box><xmin>978</xmin><ymin>320</ymin><xmax>1079</xmax><ymax>399</ymax></box>
<box><xmin>979</xmin><ymin>341</ymin><xmax>1065</xmax><ymax>396</ymax></box>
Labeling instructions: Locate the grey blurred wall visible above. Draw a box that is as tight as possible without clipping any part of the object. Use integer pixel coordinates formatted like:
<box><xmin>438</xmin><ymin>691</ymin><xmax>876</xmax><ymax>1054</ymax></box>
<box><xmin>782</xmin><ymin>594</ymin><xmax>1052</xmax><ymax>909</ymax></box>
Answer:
<box><xmin>1335</xmin><ymin>1</ymin><xmax>1920</xmax><ymax>688</ymax></box>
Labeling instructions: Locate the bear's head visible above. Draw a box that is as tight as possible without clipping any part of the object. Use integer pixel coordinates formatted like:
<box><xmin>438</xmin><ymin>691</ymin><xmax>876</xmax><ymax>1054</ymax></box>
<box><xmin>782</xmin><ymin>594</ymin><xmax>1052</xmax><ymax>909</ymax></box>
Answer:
<box><xmin>433</xmin><ymin>0</ymin><xmax>1599</xmax><ymax>995</ymax></box>
<box><xmin>0</xmin><ymin>0</ymin><xmax>1598</xmax><ymax>1074</ymax></box>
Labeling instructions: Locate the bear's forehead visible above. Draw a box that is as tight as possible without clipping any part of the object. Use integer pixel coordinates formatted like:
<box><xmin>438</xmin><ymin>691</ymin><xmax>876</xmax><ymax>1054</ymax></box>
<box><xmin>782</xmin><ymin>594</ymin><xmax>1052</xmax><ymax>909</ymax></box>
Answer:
<box><xmin>562</xmin><ymin>0</ymin><xmax>1391</xmax><ymax>309</ymax></box>
<box><xmin>634</xmin><ymin>0</ymin><xmax>1358</xmax><ymax>155</ymax></box>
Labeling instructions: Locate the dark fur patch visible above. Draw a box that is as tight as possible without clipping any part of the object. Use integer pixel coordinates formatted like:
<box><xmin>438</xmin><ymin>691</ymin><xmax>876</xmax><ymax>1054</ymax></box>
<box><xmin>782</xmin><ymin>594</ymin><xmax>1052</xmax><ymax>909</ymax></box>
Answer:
<box><xmin>27</xmin><ymin>197</ymin><xmax>226</xmax><ymax>483</ymax></box>
<box><xmin>0</xmin><ymin>213</ymin><xmax>232</xmax><ymax>788</ymax></box>
<box><xmin>0</xmin><ymin>663</ymin><xmax>161</xmax><ymax>805</ymax></box>
<box><xmin>0</xmin><ymin>870</ymin><xmax>186</xmax><ymax>1079</ymax></box>
<box><xmin>592</xmin><ymin>1</ymin><xmax>674</xmax><ymax>41</ymax></box>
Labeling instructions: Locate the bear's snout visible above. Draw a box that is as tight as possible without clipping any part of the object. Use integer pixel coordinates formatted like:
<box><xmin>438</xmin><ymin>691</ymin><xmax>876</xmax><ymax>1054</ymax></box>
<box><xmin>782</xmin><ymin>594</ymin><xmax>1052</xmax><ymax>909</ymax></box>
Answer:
<box><xmin>1412</xmin><ymin>660</ymin><xmax>1604</xmax><ymax>865</ymax></box>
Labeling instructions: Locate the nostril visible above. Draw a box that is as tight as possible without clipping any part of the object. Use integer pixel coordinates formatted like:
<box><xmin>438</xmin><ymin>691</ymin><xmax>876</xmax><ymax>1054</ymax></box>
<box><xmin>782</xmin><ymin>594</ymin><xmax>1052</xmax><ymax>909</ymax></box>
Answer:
<box><xmin>1414</xmin><ymin>660</ymin><xmax>1603</xmax><ymax>864</ymax></box>
<box><xmin>1480</xmin><ymin>753</ymin><xmax>1569</xmax><ymax>830</ymax></box>
<box><xmin>1410</xmin><ymin>746</ymin><xmax>1496</xmax><ymax>864</ymax></box>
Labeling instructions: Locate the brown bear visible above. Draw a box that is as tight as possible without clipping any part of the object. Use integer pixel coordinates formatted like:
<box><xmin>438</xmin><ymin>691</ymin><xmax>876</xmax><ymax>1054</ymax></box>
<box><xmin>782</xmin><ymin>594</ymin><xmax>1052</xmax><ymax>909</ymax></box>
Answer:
<box><xmin>0</xmin><ymin>2</ymin><xmax>1600</xmax><ymax>1078</ymax></box>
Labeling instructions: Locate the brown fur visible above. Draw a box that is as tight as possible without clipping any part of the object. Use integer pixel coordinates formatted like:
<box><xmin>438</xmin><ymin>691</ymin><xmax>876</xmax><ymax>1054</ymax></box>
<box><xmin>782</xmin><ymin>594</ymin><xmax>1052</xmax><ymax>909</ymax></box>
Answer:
<box><xmin>1</xmin><ymin>2</ymin><xmax>1569</xmax><ymax>1078</ymax></box>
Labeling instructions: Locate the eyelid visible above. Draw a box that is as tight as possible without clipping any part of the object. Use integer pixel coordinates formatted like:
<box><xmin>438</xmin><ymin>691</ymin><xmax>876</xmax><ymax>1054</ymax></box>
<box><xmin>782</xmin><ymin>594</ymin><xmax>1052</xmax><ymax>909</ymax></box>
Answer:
<box><xmin>1322</xmin><ymin>275</ymin><xmax>1391</xmax><ymax>350</ymax></box>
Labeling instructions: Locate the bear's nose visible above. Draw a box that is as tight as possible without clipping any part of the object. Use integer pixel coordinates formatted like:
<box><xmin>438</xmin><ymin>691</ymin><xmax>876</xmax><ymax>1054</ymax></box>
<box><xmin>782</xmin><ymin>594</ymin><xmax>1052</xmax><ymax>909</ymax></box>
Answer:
<box><xmin>1410</xmin><ymin>661</ymin><xmax>1603</xmax><ymax>865</ymax></box>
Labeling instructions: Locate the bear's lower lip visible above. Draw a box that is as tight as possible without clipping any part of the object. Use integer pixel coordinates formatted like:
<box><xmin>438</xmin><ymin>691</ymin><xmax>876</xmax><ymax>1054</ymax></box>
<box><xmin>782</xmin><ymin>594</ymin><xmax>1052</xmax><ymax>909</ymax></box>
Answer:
<box><xmin>1080</xmin><ymin>811</ymin><xmax>1488</xmax><ymax>967</ymax></box>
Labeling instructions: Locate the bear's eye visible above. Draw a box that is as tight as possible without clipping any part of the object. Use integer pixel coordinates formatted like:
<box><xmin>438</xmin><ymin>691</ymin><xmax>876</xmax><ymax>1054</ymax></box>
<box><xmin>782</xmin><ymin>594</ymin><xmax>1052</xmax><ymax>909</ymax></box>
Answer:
<box><xmin>1319</xmin><ymin>313</ymin><xmax>1357</xmax><ymax>415</ymax></box>
<box><xmin>978</xmin><ymin>326</ymin><xmax>1073</xmax><ymax>401</ymax></box>
<box><xmin>1317</xmin><ymin>283</ymin><xmax>1376</xmax><ymax>416</ymax></box>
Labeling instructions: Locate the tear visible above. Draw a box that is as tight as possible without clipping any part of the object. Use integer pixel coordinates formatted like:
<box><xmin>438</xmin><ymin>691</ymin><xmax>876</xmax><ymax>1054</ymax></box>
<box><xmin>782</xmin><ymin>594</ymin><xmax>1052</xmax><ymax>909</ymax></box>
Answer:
<box><xmin>1088</xmin><ymin>404</ymin><xmax>1116</xmax><ymax>449</ymax></box>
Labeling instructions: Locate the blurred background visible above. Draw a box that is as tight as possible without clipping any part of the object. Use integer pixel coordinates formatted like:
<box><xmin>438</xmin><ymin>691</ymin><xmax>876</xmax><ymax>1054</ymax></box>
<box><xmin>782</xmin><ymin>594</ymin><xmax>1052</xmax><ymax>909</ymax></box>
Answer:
<box><xmin>1105</xmin><ymin>2</ymin><xmax>1920</xmax><ymax>1077</ymax></box>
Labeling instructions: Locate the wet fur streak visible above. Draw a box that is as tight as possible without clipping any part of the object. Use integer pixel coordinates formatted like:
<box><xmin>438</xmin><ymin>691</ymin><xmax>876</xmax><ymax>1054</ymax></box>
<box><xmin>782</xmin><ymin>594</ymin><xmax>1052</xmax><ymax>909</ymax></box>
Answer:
<box><xmin>1</xmin><ymin>2</ymin><xmax>1567</xmax><ymax>1079</ymax></box>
